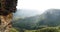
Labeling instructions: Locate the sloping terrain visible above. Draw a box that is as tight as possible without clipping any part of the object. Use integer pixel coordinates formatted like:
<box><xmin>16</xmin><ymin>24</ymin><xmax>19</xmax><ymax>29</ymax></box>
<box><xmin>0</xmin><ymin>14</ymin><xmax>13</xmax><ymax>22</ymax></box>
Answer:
<box><xmin>12</xmin><ymin>9</ymin><xmax>60</xmax><ymax>29</ymax></box>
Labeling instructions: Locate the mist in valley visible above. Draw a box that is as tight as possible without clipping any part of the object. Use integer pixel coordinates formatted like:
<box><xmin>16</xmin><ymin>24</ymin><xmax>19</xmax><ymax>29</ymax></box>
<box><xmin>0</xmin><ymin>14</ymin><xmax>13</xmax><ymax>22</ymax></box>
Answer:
<box><xmin>12</xmin><ymin>0</ymin><xmax>60</xmax><ymax>32</ymax></box>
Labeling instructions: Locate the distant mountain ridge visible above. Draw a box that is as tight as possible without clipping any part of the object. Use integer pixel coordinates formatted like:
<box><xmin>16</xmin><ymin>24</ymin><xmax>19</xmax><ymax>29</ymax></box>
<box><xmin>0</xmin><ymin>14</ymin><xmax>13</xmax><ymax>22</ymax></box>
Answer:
<box><xmin>13</xmin><ymin>9</ymin><xmax>60</xmax><ymax>29</ymax></box>
<box><xmin>13</xmin><ymin>9</ymin><xmax>41</xmax><ymax>18</ymax></box>
<box><xmin>37</xmin><ymin>9</ymin><xmax>60</xmax><ymax>26</ymax></box>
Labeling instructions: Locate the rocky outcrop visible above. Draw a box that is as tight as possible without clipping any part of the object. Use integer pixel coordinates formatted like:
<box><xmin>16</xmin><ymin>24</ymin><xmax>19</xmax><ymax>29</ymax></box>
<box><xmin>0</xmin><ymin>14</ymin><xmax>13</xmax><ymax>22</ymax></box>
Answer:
<box><xmin>0</xmin><ymin>0</ymin><xmax>17</xmax><ymax>32</ymax></box>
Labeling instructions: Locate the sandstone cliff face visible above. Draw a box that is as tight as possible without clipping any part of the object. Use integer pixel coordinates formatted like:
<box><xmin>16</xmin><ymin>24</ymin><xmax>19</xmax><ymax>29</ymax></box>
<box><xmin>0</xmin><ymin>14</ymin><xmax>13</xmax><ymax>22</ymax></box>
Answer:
<box><xmin>0</xmin><ymin>0</ymin><xmax>17</xmax><ymax>32</ymax></box>
<box><xmin>0</xmin><ymin>13</ymin><xmax>13</xmax><ymax>32</ymax></box>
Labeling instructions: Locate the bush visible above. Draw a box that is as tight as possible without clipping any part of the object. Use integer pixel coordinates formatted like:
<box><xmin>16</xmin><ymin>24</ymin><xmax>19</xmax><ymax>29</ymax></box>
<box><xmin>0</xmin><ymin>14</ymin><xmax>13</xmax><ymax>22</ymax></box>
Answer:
<box><xmin>37</xmin><ymin>28</ymin><xmax>59</xmax><ymax>32</ymax></box>
<box><xmin>10</xmin><ymin>28</ymin><xmax>19</xmax><ymax>32</ymax></box>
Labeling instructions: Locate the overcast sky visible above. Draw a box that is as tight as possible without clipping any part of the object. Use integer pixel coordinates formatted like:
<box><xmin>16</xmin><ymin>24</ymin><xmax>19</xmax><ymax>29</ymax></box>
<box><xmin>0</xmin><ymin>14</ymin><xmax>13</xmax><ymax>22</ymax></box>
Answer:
<box><xmin>17</xmin><ymin>0</ymin><xmax>60</xmax><ymax>14</ymax></box>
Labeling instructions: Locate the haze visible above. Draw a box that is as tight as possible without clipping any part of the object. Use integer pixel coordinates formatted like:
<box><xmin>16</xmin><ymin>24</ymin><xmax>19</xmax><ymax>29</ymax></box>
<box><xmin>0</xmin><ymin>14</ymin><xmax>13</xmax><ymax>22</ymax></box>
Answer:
<box><xmin>17</xmin><ymin>0</ymin><xmax>60</xmax><ymax>14</ymax></box>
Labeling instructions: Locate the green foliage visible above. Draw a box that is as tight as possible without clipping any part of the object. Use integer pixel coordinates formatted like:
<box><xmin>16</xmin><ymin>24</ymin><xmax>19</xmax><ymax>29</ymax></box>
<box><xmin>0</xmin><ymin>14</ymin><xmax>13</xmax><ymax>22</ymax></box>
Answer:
<box><xmin>25</xmin><ymin>27</ymin><xmax>60</xmax><ymax>32</ymax></box>
<box><xmin>10</xmin><ymin>28</ymin><xmax>19</xmax><ymax>32</ymax></box>
<box><xmin>38</xmin><ymin>28</ymin><xmax>59</xmax><ymax>32</ymax></box>
<box><xmin>12</xmin><ymin>9</ymin><xmax>60</xmax><ymax>32</ymax></box>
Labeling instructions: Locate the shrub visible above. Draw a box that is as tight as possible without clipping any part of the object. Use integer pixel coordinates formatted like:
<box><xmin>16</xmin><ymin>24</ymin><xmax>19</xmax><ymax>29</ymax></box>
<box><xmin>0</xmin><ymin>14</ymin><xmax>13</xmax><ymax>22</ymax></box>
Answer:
<box><xmin>37</xmin><ymin>28</ymin><xmax>59</xmax><ymax>32</ymax></box>
<box><xmin>10</xmin><ymin>28</ymin><xmax>19</xmax><ymax>32</ymax></box>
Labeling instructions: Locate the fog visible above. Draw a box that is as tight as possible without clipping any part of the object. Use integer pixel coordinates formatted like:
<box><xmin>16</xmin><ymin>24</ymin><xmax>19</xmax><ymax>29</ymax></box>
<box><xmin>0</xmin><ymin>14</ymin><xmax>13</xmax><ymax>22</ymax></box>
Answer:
<box><xmin>16</xmin><ymin>0</ymin><xmax>60</xmax><ymax>16</ymax></box>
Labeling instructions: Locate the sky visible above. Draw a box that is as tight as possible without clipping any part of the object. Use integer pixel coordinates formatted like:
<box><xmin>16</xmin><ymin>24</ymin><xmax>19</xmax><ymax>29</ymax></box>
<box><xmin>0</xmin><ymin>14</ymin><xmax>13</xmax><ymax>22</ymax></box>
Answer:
<box><xmin>17</xmin><ymin>0</ymin><xmax>60</xmax><ymax>14</ymax></box>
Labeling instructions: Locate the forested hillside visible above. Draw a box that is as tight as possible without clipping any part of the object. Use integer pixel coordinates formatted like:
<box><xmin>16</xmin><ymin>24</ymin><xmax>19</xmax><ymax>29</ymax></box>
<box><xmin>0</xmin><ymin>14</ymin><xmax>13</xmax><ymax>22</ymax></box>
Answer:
<box><xmin>12</xmin><ymin>9</ymin><xmax>60</xmax><ymax>32</ymax></box>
